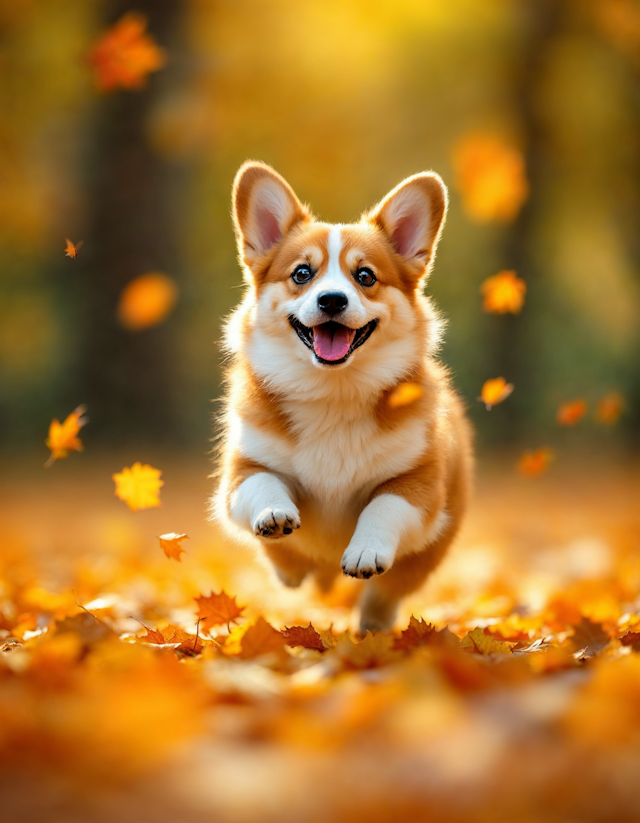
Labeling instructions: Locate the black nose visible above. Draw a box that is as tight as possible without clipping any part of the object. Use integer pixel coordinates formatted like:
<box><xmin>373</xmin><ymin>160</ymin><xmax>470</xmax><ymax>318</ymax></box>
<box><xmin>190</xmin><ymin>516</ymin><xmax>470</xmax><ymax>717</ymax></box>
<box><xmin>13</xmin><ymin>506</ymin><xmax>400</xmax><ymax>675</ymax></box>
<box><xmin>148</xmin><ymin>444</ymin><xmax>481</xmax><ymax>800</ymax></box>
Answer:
<box><xmin>317</xmin><ymin>291</ymin><xmax>348</xmax><ymax>316</ymax></box>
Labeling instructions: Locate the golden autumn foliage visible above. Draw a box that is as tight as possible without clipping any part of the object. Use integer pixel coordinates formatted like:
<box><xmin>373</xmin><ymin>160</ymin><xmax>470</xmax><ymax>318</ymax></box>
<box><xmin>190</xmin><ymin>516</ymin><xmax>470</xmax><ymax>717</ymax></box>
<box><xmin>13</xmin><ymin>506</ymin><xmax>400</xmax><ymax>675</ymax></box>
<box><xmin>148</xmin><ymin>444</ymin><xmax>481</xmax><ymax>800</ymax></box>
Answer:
<box><xmin>557</xmin><ymin>398</ymin><xmax>588</xmax><ymax>426</ymax></box>
<box><xmin>117</xmin><ymin>272</ymin><xmax>178</xmax><ymax>330</ymax></box>
<box><xmin>478</xmin><ymin>377</ymin><xmax>514</xmax><ymax>409</ymax></box>
<box><xmin>3</xmin><ymin>462</ymin><xmax>640</xmax><ymax>822</ymax></box>
<box><xmin>452</xmin><ymin>133</ymin><xmax>529</xmax><ymax>222</ymax></box>
<box><xmin>112</xmin><ymin>462</ymin><xmax>163</xmax><ymax>511</ymax></box>
<box><xmin>45</xmin><ymin>405</ymin><xmax>87</xmax><ymax>467</ymax></box>
<box><xmin>480</xmin><ymin>270</ymin><xmax>527</xmax><ymax>314</ymax></box>
<box><xmin>88</xmin><ymin>13</ymin><xmax>166</xmax><ymax>93</ymax></box>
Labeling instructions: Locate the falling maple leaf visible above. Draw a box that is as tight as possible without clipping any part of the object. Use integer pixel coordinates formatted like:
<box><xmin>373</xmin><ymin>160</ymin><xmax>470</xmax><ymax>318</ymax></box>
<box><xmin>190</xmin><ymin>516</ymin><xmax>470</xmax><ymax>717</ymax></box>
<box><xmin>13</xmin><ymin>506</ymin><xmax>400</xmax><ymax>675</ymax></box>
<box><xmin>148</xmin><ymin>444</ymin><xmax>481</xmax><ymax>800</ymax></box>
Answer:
<box><xmin>461</xmin><ymin>627</ymin><xmax>514</xmax><ymax>655</ymax></box>
<box><xmin>159</xmin><ymin>533</ymin><xmax>188</xmax><ymax>562</ymax></box>
<box><xmin>387</xmin><ymin>382</ymin><xmax>423</xmax><ymax>409</ymax></box>
<box><xmin>195</xmin><ymin>590</ymin><xmax>244</xmax><ymax>629</ymax></box>
<box><xmin>517</xmin><ymin>447</ymin><xmax>555</xmax><ymax>478</ymax></box>
<box><xmin>595</xmin><ymin>392</ymin><xmax>624</xmax><ymax>425</ymax></box>
<box><xmin>64</xmin><ymin>239</ymin><xmax>83</xmax><ymax>259</ymax></box>
<box><xmin>282</xmin><ymin>623</ymin><xmax>325</xmax><ymax>652</ymax></box>
<box><xmin>478</xmin><ymin>377</ymin><xmax>514</xmax><ymax>410</ymax></box>
<box><xmin>88</xmin><ymin>13</ymin><xmax>166</xmax><ymax>93</ymax></box>
<box><xmin>480</xmin><ymin>270</ymin><xmax>527</xmax><ymax>314</ymax></box>
<box><xmin>112</xmin><ymin>462</ymin><xmax>163</xmax><ymax>512</ymax></box>
<box><xmin>117</xmin><ymin>272</ymin><xmax>178</xmax><ymax>330</ymax></box>
<box><xmin>45</xmin><ymin>405</ymin><xmax>88</xmax><ymax>468</ymax></box>
<box><xmin>557</xmin><ymin>399</ymin><xmax>588</xmax><ymax>427</ymax></box>
<box><xmin>452</xmin><ymin>133</ymin><xmax>529</xmax><ymax>222</ymax></box>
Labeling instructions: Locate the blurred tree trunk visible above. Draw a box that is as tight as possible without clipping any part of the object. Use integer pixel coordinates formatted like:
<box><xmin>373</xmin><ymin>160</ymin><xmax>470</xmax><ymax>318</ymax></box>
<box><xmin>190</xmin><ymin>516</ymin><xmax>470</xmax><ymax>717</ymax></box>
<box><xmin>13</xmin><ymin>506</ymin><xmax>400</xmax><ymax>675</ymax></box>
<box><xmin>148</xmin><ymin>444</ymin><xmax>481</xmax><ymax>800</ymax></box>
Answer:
<box><xmin>77</xmin><ymin>0</ymin><xmax>186</xmax><ymax>444</ymax></box>
<box><xmin>491</xmin><ymin>0</ymin><xmax>565</xmax><ymax>444</ymax></box>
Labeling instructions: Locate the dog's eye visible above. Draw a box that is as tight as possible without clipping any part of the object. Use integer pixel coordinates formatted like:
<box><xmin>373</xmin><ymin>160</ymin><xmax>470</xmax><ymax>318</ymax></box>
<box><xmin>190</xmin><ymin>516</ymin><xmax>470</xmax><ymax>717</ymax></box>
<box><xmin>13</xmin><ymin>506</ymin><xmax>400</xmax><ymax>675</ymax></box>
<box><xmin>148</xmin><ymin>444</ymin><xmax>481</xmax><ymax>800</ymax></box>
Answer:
<box><xmin>355</xmin><ymin>267</ymin><xmax>376</xmax><ymax>287</ymax></box>
<box><xmin>291</xmin><ymin>264</ymin><xmax>314</xmax><ymax>284</ymax></box>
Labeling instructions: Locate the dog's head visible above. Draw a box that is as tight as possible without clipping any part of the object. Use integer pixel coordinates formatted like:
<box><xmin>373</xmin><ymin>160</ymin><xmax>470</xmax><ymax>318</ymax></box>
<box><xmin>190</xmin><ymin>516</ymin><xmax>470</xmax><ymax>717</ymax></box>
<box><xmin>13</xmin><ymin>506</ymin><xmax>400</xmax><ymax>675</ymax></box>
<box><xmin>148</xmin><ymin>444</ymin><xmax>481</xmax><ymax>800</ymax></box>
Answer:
<box><xmin>230</xmin><ymin>162</ymin><xmax>447</xmax><ymax>388</ymax></box>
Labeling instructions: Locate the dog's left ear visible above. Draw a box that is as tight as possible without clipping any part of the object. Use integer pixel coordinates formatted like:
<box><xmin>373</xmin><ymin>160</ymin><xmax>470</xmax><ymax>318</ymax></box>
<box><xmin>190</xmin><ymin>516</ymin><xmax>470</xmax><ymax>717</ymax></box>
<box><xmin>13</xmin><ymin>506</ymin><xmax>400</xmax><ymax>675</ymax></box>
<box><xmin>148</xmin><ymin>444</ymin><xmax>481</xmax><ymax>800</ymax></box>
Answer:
<box><xmin>367</xmin><ymin>172</ymin><xmax>448</xmax><ymax>280</ymax></box>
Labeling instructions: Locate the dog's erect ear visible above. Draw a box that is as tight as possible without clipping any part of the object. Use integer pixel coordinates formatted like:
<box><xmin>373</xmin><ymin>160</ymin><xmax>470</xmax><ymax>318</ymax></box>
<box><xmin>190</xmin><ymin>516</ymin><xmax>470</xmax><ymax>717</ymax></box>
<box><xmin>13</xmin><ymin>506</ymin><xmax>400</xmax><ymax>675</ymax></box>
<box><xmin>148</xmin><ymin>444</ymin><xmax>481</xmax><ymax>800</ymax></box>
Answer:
<box><xmin>367</xmin><ymin>172</ymin><xmax>448</xmax><ymax>279</ymax></box>
<box><xmin>232</xmin><ymin>161</ymin><xmax>309</xmax><ymax>272</ymax></box>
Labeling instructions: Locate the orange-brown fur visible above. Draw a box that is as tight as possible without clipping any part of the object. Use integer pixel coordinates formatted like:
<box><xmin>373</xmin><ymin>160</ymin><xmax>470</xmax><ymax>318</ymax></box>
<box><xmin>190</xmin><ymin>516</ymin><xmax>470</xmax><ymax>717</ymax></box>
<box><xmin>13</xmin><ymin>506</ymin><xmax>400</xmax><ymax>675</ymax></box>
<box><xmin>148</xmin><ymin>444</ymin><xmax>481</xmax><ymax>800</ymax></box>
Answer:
<box><xmin>212</xmin><ymin>161</ymin><xmax>473</xmax><ymax>631</ymax></box>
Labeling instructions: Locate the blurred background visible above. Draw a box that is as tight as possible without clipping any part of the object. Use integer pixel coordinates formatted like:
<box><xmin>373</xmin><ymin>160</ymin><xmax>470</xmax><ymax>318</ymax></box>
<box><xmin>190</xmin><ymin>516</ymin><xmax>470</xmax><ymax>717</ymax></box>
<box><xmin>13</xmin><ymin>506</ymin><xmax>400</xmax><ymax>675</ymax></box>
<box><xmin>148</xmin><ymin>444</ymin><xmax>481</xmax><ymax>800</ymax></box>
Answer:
<box><xmin>0</xmin><ymin>0</ymin><xmax>638</xmax><ymax>457</ymax></box>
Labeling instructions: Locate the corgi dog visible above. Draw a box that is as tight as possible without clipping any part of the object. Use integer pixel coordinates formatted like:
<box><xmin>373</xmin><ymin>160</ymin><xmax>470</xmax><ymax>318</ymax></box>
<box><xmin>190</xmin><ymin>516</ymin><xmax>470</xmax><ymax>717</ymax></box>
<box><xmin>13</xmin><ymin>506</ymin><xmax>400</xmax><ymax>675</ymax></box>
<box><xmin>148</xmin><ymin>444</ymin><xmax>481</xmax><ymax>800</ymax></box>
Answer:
<box><xmin>213</xmin><ymin>161</ymin><xmax>473</xmax><ymax>632</ymax></box>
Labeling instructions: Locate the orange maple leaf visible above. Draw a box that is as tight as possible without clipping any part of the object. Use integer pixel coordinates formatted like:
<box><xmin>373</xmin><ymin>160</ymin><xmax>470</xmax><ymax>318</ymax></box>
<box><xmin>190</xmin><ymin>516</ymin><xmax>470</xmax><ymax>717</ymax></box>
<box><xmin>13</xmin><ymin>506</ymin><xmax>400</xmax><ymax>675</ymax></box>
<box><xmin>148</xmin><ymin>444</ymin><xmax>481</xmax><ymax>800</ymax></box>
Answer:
<box><xmin>478</xmin><ymin>377</ymin><xmax>514</xmax><ymax>410</ymax></box>
<box><xmin>595</xmin><ymin>392</ymin><xmax>624</xmax><ymax>425</ymax></box>
<box><xmin>226</xmin><ymin>616</ymin><xmax>287</xmax><ymax>660</ymax></box>
<box><xmin>138</xmin><ymin>624</ymin><xmax>165</xmax><ymax>645</ymax></box>
<box><xmin>282</xmin><ymin>623</ymin><xmax>325</xmax><ymax>652</ymax></box>
<box><xmin>393</xmin><ymin>615</ymin><xmax>436</xmax><ymax>651</ymax></box>
<box><xmin>112</xmin><ymin>462</ymin><xmax>163</xmax><ymax>512</ymax></box>
<box><xmin>452</xmin><ymin>133</ymin><xmax>529</xmax><ymax>223</ymax></box>
<box><xmin>557</xmin><ymin>399</ymin><xmax>588</xmax><ymax>427</ymax></box>
<box><xmin>480</xmin><ymin>270</ymin><xmax>527</xmax><ymax>314</ymax></box>
<box><xmin>163</xmin><ymin>626</ymin><xmax>205</xmax><ymax>656</ymax></box>
<box><xmin>337</xmin><ymin>632</ymin><xmax>399</xmax><ymax>670</ymax></box>
<box><xmin>159</xmin><ymin>533</ymin><xmax>188</xmax><ymax>562</ymax></box>
<box><xmin>194</xmin><ymin>591</ymin><xmax>244</xmax><ymax>629</ymax></box>
<box><xmin>517</xmin><ymin>447</ymin><xmax>555</xmax><ymax>478</ymax></box>
<box><xmin>64</xmin><ymin>239</ymin><xmax>83</xmax><ymax>259</ymax></box>
<box><xmin>117</xmin><ymin>272</ymin><xmax>178</xmax><ymax>330</ymax></box>
<box><xmin>620</xmin><ymin>631</ymin><xmax>640</xmax><ymax>650</ymax></box>
<box><xmin>387</xmin><ymin>381</ymin><xmax>423</xmax><ymax>409</ymax></box>
<box><xmin>88</xmin><ymin>13</ymin><xmax>166</xmax><ymax>93</ymax></box>
<box><xmin>461</xmin><ymin>627</ymin><xmax>514</xmax><ymax>655</ymax></box>
<box><xmin>45</xmin><ymin>405</ymin><xmax>88</xmax><ymax>467</ymax></box>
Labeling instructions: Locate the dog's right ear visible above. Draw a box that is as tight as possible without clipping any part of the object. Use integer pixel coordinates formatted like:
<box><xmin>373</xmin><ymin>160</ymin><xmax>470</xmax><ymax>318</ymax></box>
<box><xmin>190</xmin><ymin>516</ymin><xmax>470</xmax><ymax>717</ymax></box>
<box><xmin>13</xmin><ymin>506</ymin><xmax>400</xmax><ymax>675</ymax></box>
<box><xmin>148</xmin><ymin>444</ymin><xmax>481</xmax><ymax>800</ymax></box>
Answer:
<box><xmin>232</xmin><ymin>162</ymin><xmax>309</xmax><ymax>275</ymax></box>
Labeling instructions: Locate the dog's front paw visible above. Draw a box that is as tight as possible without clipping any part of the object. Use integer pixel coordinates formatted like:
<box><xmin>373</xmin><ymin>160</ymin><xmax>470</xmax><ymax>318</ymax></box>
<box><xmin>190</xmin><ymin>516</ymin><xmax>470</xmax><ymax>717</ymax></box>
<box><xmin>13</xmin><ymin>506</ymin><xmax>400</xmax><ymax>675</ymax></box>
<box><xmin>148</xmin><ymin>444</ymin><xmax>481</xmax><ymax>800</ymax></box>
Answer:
<box><xmin>341</xmin><ymin>542</ymin><xmax>393</xmax><ymax>579</ymax></box>
<box><xmin>253</xmin><ymin>507</ymin><xmax>301</xmax><ymax>539</ymax></box>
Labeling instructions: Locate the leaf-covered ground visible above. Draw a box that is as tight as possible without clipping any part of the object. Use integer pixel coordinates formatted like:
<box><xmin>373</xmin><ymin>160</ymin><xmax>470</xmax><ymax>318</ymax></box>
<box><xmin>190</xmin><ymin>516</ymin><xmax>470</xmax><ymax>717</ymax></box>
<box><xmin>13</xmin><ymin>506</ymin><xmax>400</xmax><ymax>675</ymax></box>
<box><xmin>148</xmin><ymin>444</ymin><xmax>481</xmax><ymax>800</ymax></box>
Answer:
<box><xmin>2</xmin><ymin>453</ymin><xmax>640</xmax><ymax>823</ymax></box>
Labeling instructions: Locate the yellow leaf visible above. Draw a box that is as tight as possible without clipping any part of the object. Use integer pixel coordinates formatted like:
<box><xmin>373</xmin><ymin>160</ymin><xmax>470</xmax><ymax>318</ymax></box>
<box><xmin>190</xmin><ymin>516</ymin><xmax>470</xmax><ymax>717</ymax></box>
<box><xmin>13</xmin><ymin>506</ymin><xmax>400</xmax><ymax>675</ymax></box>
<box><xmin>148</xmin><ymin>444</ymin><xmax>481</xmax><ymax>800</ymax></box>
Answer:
<box><xmin>45</xmin><ymin>405</ymin><xmax>87</xmax><ymax>467</ymax></box>
<box><xmin>452</xmin><ymin>133</ymin><xmax>529</xmax><ymax>223</ymax></box>
<box><xmin>112</xmin><ymin>462</ymin><xmax>163</xmax><ymax>511</ymax></box>
<box><xmin>480</xmin><ymin>270</ymin><xmax>526</xmax><ymax>314</ymax></box>
<box><xmin>117</xmin><ymin>272</ymin><xmax>178</xmax><ymax>330</ymax></box>
<box><xmin>478</xmin><ymin>377</ymin><xmax>514</xmax><ymax>410</ymax></box>
<box><xmin>461</xmin><ymin>627</ymin><xmax>514</xmax><ymax>655</ymax></box>
<box><xmin>159</xmin><ymin>533</ymin><xmax>188</xmax><ymax>562</ymax></box>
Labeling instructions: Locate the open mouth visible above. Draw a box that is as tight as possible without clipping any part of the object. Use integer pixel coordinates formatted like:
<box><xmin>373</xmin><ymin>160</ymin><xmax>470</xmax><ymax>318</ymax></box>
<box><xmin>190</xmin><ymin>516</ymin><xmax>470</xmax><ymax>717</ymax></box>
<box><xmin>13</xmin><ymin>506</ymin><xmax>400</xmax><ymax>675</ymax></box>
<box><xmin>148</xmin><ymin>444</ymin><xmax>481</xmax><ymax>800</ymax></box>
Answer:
<box><xmin>288</xmin><ymin>316</ymin><xmax>378</xmax><ymax>365</ymax></box>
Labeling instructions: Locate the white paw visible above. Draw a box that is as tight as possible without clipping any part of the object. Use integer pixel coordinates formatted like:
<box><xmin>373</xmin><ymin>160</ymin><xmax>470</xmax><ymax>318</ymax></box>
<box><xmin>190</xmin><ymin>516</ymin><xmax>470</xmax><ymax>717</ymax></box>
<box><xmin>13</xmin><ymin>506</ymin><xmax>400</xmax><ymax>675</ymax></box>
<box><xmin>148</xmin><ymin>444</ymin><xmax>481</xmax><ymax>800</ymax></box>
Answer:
<box><xmin>341</xmin><ymin>542</ymin><xmax>394</xmax><ymax>579</ymax></box>
<box><xmin>253</xmin><ymin>507</ymin><xmax>301</xmax><ymax>539</ymax></box>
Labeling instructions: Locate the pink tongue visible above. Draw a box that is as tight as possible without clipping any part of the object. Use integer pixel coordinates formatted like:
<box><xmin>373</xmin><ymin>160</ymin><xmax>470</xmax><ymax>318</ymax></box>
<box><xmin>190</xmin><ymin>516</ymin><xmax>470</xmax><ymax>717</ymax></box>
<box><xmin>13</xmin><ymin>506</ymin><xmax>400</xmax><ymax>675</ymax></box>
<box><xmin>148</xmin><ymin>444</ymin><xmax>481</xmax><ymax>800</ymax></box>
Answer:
<box><xmin>313</xmin><ymin>324</ymin><xmax>355</xmax><ymax>361</ymax></box>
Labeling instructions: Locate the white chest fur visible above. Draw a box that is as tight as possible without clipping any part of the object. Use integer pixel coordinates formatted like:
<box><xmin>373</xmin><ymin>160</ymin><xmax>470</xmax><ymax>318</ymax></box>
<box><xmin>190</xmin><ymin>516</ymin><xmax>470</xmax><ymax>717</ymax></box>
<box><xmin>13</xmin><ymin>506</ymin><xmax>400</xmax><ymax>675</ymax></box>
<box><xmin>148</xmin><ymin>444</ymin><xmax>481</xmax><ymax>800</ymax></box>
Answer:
<box><xmin>234</xmin><ymin>400</ymin><xmax>427</xmax><ymax>509</ymax></box>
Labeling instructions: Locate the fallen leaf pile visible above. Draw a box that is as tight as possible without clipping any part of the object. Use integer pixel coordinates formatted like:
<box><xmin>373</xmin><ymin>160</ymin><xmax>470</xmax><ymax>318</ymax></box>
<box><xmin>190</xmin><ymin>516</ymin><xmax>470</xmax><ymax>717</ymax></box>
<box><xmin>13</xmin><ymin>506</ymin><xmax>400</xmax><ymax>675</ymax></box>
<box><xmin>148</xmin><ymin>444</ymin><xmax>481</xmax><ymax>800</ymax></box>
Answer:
<box><xmin>1</xmin><ymin>461</ymin><xmax>640</xmax><ymax>822</ymax></box>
